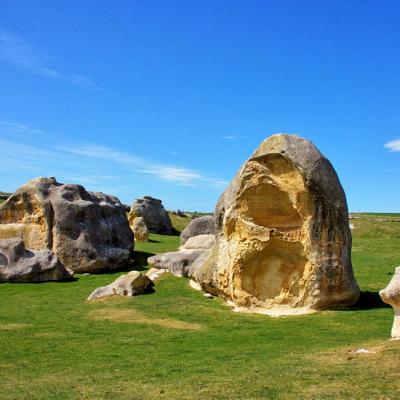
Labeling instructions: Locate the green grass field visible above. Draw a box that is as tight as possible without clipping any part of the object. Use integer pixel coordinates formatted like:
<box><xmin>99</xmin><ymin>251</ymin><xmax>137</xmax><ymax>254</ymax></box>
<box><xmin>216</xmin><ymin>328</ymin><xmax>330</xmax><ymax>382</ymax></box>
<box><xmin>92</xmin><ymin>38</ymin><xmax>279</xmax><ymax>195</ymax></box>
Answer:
<box><xmin>0</xmin><ymin>214</ymin><xmax>399</xmax><ymax>399</ymax></box>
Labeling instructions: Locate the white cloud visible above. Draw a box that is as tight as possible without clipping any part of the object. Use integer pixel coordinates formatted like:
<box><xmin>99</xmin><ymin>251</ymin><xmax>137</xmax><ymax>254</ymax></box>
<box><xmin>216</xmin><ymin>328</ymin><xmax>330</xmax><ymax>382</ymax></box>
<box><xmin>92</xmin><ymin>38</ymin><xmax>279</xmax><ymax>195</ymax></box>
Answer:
<box><xmin>0</xmin><ymin>31</ymin><xmax>101</xmax><ymax>91</ymax></box>
<box><xmin>384</xmin><ymin>139</ymin><xmax>400</xmax><ymax>152</ymax></box>
<box><xmin>0</xmin><ymin>119</ymin><xmax>44</xmax><ymax>137</ymax></box>
<box><xmin>221</xmin><ymin>135</ymin><xmax>247</xmax><ymax>140</ymax></box>
<box><xmin>56</xmin><ymin>144</ymin><xmax>227</xmax><ymax>187</ymax></box>
<box><xmin>69</xmin><ymin>74</ymin><xmax>103</xmax><ymax>92</ymax></box>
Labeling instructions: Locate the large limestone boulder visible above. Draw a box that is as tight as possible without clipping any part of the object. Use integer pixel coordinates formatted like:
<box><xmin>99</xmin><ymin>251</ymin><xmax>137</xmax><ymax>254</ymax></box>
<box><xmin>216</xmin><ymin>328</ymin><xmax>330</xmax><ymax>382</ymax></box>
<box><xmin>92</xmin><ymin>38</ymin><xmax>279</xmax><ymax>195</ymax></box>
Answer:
<box><xmin>379</xmin><ymin>267</ymin><xmax>400</xmax><ymax>339</ymax></box>
<box><xmin>192</xmin><ymin>134</ymin><xmax>359</xmax><ymax>315</ymax></box>
<box><xmin>0</xmin><ymin>238</ymin><xmax>73</xmax><ymax>282</ymax></box>
<box><xmin>128</xmin><ymin>196</ymin><xmax>173</xmax><ymax>234</ymax></box>
<box><xmin>87</xmin><ymin>271</ymin><xmax>154</xmax><ymax>300</ymax></box>
<box><xmin>180</xmin><ymin>215</ymin><xmax>215</xmax><ymax>245</ymax></box>
<box><xmin>130</xmin><ymin>217</ymin><xmax>149</xmax><ymax>242</ymax></box>
<box><xmin>0</xmin><ymin>177</ymin><xmax>134</xmax><ymax>273</ymax></box>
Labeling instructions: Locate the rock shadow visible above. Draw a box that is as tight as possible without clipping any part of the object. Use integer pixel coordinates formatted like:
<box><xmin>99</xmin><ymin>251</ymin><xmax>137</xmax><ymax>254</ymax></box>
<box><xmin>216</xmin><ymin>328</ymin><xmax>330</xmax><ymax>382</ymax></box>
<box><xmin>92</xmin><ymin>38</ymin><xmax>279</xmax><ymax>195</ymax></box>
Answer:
<box><xmin>332</xmin><ymin>291</ymin><xmax>390</xmax><ymax>311</ymax></box>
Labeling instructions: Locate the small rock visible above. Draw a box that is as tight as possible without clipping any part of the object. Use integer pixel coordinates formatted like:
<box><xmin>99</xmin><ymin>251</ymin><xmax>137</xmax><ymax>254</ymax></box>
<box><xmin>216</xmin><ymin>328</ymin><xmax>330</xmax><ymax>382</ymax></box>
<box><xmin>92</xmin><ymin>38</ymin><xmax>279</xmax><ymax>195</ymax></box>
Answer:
<box><xmin>87</xmin><ymin>271</ymin><xmax>154</xmax><ymax>301</ymax></box>
<box><xmin>203</xmin><ymin>293</ymin><xmax>214</xmax><ymax>299</ymax></box>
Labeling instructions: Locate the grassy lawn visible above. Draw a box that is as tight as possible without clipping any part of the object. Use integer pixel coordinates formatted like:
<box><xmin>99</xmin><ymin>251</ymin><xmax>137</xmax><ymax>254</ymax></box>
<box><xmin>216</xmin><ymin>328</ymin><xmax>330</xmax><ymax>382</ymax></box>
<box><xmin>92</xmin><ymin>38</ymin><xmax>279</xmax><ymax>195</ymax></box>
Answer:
<box><xmin>0</xmin><ymin>214</ymin><xmax>399</xmax><ymax>399</ymax></box>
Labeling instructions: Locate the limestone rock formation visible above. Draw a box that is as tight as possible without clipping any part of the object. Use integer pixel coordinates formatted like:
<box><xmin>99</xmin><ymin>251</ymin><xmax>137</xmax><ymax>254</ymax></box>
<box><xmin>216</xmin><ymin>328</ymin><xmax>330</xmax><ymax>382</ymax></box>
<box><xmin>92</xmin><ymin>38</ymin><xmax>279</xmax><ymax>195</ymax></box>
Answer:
<box><xmin>0</xmin><ymin>177</ymin><xmax>133</xmax><ymax>273</ymax></box>
<box><xmin>192</xmin><ymin>134</ymin><xmax>359</xmax><ymax>315</ymax></box>
<box><xmin>379</xmin><ymin>267</ymin><xmax>400</xmax><ymax>339</ymax></box>
<box><xmin>130</xmin><ymin>217</ymin><xmax>149</xmax><ymax>242</ymax></box>
<box><xmin>180</xmin><ymin>215</ymin><xmax>215</xmax><ymax>245</ymax></box>
<box><xmin>87</xmin><ymin>271</ymin><xmax>154</xmax><ymax>300</ymax></box>
<box><xmin>0</xmin><ymin>238</ymin><xmax>73</xmax><ymax>282</ymax></box>
<box><xmin>128</xmin><ymin>196</ymin><xmax>173</xmax><ymax>234</ymax></box>
<box><xmin>147</xmin><ymin>249</ymin><xmax>204</xmax><ymax>277</ymax></box>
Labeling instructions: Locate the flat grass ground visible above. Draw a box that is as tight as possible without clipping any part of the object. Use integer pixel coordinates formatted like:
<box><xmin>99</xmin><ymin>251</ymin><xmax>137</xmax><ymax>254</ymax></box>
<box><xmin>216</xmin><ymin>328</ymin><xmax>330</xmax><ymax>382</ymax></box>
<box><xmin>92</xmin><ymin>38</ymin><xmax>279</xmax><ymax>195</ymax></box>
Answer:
<box><xmin>1</xmin><ymin>213</ymin><xmax>399</xmax><ymax>399</ymax></box>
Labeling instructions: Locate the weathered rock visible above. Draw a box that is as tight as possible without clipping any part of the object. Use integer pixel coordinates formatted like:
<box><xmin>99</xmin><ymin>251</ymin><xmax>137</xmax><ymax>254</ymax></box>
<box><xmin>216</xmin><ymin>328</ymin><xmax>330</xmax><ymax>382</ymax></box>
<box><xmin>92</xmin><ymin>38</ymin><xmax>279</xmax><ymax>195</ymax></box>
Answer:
<box><xmin>147</xmin><ymin>249</ymin><xmax>204</xmax><ymax>277</ymax></box>
<box><xmin>130</xmin><ymin>217</ymin><xmax>149</xmax><ymax>242</ymax></box>
<box><xmin>0</xmin><ymin>238</ymin><xmax>73</xmax><ymax>282</ymax></box>
<box><xmin>193</xmin><ymin>134</ymin><xmax>359</xmax><ymax>315</ymax></box>
<box><xmin>128</xmin><ymin>196</ymin><xmax>173</xmax><ymax>234</ymax></box>
<box><xmin>379</xmin><ymin>267</ymin><xmax>400</xmax><ymax>339</ymax></box>
<box><xmin>87</xmin><ymin>271</ymin><xmax>154</xmax><ymax>300</ymax></box>
<box><xmin>180</xmin><ymin>215</ymin><xmax>215</xmax><ymax>245</ymax></box>
<box><xmin>180</xmin><ymin>234</ymin><xmax>216</xmax><ymax>250</ymax></box>
<box><xmin>0</xmin><ymin>177</ymin><xmax>133</xmax><ymax>273</ymax></box>
<box><xmin>188</xmin><ymin>244</ymin><xmax>221</xmax><ymax>296</ymax></box>
<box><xmin>146</xmin><ymin>267</ymin><xmax>168</xmax><ymax>281</ymax></box>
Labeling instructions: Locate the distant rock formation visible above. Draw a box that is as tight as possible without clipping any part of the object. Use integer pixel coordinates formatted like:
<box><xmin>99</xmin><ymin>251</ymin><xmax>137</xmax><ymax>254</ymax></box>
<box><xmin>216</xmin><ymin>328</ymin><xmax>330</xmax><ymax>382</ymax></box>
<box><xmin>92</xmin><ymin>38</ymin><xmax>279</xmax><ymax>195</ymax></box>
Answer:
<box><xmin>128</xmin><ymin>196</ymin><xmax>173</xmax><ymax>234</ymax></box>
<box><xmin>130</xmin><ymin>216</ymin><xmax>149</xmax><ymax>242</ymax></box>
<box><xmin>380</xmin><ymin>267</ymin><xmax>400</xmax><ymax>339</ymax></box>
<box><xmin>0</xmin><ymin>192</ymin><xmax>11</xmax><ymax>201</ymax></box>
<box><xmin>191</xmin><ymin>134</ymin><xmax>360</xmax><ymax>315</ymax></box>
<box><xmin>0</xmin><ymin>177</ymin><xmax>133</xmax><ymax>273</ymax></box>
<box><xmin>180</xmin><ymin>215</ymin><xmax>215</xmax><ymax>244</ymax></box>
<box><xmin>0</xmin><ymin>238</ymin><xmax>73</xmax><ymax>282</ymax></box>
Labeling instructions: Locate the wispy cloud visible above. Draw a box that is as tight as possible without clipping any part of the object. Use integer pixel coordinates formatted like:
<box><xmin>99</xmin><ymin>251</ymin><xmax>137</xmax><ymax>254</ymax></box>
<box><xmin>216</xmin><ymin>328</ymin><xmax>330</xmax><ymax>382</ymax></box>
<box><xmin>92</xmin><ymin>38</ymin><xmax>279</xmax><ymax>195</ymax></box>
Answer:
<box><xmin>384</xmin><ymin>139</ymin><xmax>400</xmax><ymax>152</ymax></box>
<box><xmin>0</xmin><ymin>31</ymin><xmax>102</xmax><ymax>91</ymax></box>
<box><xmin>221</xmin><ymin>135</ymin><xmax>247</xmax><ymax>140</ymax></box>
<box><xmin>56</xmin><ymin>144</ymin><xmax>228</xmax><ymax>187</ymax></box>
<box><xmin>0</xmin><ymin>119</ymin><xmax>44</xmax><ymax>137</ymax></box>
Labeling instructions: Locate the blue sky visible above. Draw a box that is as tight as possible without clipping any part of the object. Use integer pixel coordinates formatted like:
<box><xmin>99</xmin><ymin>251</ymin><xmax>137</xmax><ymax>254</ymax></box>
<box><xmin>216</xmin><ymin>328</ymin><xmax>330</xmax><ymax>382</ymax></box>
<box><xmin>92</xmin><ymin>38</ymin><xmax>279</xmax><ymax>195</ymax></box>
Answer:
<box><xmin>0</xmin><ymin>0</ymin><xmax>400</xmax><ymax>212</ymax></box>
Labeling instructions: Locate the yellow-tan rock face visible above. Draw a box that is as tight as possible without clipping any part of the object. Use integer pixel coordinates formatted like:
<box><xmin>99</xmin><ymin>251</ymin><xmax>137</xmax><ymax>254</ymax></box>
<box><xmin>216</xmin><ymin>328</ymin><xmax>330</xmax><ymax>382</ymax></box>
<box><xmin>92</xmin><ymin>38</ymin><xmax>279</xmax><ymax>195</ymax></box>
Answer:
<box><xmin>195</xmin><ymin>134</ymin><xmax>360</xmax><ymax>315</ymax></box>
<box><xmin>130</xmin><ymin>217</ymin><xmax>149</xmax><ymax>242</ymax></box>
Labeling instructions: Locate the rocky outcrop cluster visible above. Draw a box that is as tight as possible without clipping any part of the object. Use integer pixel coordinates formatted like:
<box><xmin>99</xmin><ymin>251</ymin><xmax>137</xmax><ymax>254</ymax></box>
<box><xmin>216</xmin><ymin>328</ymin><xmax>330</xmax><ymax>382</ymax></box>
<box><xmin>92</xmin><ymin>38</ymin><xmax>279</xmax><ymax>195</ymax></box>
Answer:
<box><xmin>150</xmin><ymin>134</ymin><xmax>360</xmax><ymax>315</ymax></box>
<box><xmin>379</xmin><ymin>267</ymin><xmax>400</xmax><ymax>339</ymax></box>
<box><xmin>0</xmin><ymin>238</ymin><xmax>73</xmax><ymax>282</ymax></box>
<box><xmin>148</xmin><ymin>233</ymin><xmax>215</xmax><ymax>277</ymax></box>
<box><xmin>0</xmin><ymin>177</ymin><xmax>133</xmax><ymax>274</ymax></box>
<box><xmin>128</xmin><ymin>196</ymin><xmax>173</xmax><ymax>234</ymax></box>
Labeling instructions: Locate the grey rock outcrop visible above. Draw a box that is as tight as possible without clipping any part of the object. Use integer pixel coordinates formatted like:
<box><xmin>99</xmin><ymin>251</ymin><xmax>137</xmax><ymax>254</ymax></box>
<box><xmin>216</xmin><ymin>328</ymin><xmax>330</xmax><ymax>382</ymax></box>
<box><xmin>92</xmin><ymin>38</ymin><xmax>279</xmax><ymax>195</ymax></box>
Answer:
<box><xmin>147</xmin><ymin>249</ymin><xmax>204</xmax><ymax>277</ymax></box>
<box><xmin>180</xmin><ymin>215</ymin><xmax>215</xmax><ymax>244</ymax></box>
<box><xmin>0</xmin><ymin>177</ymin><xmax>133</xmax><ymax>273</ymax></box>
<box><xmin>128</xmin><ymin>196</ymin><xmax>173</xmax><ymax>234</ymax></box>
<box><xmin>0</xmin><ymin>238</ymin><xmax>73</xmax><ymax>282</ymax></box>
<box><xmin>180</xmin><ymin>234</ymin><xmax>216</xmax><ymax>250</ymax></box>
<box><xmin>192</xmin><ymin>134</ymin><xmax>360</xmax><ymax>315</ymax></box>
<box><xmin>87</xmin><ymin>271</ymin><xmax>154</xmax><ymax>300</ymax></box>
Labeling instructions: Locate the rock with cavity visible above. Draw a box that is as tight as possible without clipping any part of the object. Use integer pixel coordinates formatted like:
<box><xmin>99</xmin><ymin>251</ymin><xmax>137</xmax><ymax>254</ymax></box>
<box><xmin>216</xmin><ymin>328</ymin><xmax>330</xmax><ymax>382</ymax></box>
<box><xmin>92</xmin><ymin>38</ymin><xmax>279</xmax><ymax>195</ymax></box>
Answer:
<box><xmin>130</xmin><ymin>216</ymin><xmax>149</xmax><ymax>242</ymax></box>
<box><xmin>128</xmin><ymin>196</ymin><xmax>173</xmax><ymax>234</ymax></box>
<box><xmin>193</xmin><ymin>134</ymin><xmax>359</xmax><ymax>315</ymax></box>
<box><xmin>180</xmin><ymin>215</ymin><xmax>216</xmax><ymax>244</ymax></box>
<box><xmin>0</xmin><ymin>238</ymin><xmax>73</xmax><ymax>282</ymax></box>
<box><xmin>180</xmin><ymin>234</ymin><xmax>216</xmax><ymax>250</ymax></box>
<box><xmin>379</xmin><ymin>267</ymin><xmax>400</xmax><ymax>339</ymax></box>
<box><xmin>0</xmin><ymin>177</ymin><xmax>133</xmax><ymax>273</ymax></box>
<box><xmin>147</xmin><ymin>249</ymin><xmax>204</xmax><ymax>277</ymax></box>
<box><xmin>87</xmin><ymin>271</ymin><xmax>154</xmax><ymax>300</ymax></box>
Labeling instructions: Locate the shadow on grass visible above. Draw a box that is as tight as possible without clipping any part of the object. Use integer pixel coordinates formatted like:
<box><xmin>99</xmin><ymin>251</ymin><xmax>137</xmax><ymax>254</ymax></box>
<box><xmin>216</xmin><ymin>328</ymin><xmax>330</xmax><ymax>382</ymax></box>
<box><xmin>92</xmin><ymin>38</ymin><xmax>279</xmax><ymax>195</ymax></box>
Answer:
<box><xmin>333</xmin><ymin>291</ymin><xmax>390</xmax><ymax>311</ymax></box>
